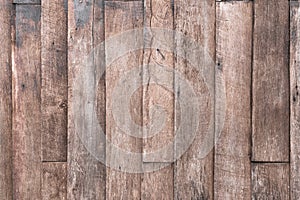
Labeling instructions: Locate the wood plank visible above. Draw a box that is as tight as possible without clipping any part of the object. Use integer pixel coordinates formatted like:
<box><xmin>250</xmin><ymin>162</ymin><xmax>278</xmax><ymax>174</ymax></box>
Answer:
<box><xmin>67</xmin><ymin>0</ymin><xmax>106</xmax><ymax>199</ymax></box>
<box><xmin>42</xmin><ymin>163</ymin><xmax>67</xmax><ymax>200</ymax></box>
<box><xmin>252</xmin><ymin>0</ymin><xmax>289</xmax><ymax>162</ymax></box>
<box><xmin>290</xmin><ymin>2</ymin><xmax>300</xmax><ymax>199</ymax></box>
<box><xmin>252</xmin><ymin>163</ymin><xmax>289</xmax><ymax>199</ymax></box>
<box><xmin>173</xmin><ymin>0</ymin><xmax>215</xmax><ymax>199</ymax></box>
<box><xmin>12</xmin><ymin>5</ymin><xmax>41</xmax><ymax>199</ymax></box>
<box><xmin>105</xmin><ymin>1</ymin><xmax>143</xmax><ymax>199</ymax></box>
<box><xmin>141</xmin><ymin>0</ymin><xmax>174</xmax><ymax>199</ymax></box>
<box><xmin>13</xmin><ymin>0</ymin><xmax>40</xmax><ymax>4</ymax></box>
<box><xmin>41</xmin><ymin>0</ymin><xmax>68</xmax><ymax>162</ymax></box>
<box><xmin>0</xmin><ymin>0</ymin><xmax>13</xmax><ymax>199</ymax></box>
<box><xmin>214</xmin><ymin>2</ymin><xmax>252</xmax><ymax>199</ymax></box>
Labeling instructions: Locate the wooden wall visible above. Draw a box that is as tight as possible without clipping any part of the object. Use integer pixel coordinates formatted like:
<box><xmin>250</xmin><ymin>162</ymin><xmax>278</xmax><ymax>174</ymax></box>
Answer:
<box><xmin>0</xmin><ymin>0</ymin><xmax>298</xmax><ymax>199</ymax></box>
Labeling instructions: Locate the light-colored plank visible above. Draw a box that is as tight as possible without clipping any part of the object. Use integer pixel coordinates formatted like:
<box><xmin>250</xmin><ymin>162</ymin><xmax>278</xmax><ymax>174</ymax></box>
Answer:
<box><xmin>252</xmin><ymin>0</ymin><xmax>289</xmax><ymax>162</ymax></box>
<box><xmin>105</xmin><ymin>1</ymin><xmax>143</xmax><ymax>199</ymax></box>
<box><xmin>174</xmin><ymin>0</ymin><xmax>215</xmax><ymax>199</ymax></box>
<box><xmin>214</xmin><ymin>2</ymin><xmax>252</xmax><ymax>199</ymax></box>
<box><xmin>67</xmin><ymin>0</ymin><xmax>106</xmax><ymax>199</ymax></box>
<box><xmin>12</xmin><ymin>5</ymin><xmax>41</xmax><ymax>199</ymax></box>
<box><xmin>290</xmin><ymin>2</ymin><xmax>300</xmax><ymax>199</ymax></box>
<box><xmin>252</xmin><ymin>163</ymin><xmax>289</xmax><ymax>199</ymax></box>
<box><xmin>0</xmin><ymin>0</ymin><xmax>13</xmax><ymax>199</ymax></box>
<box><xmin>42</xmin><ymin>163</ymin><xmax>67</xmax><ymax>200</ymax></box>
<box><xmin>141</xmin><ymin>0</ymin><xmax>174</xmax><ymax>199</ymax></box>
<box><xmin>41</xmin><ymin>0</ymin><xmax>68</xmax><ymax>162</ymax></box>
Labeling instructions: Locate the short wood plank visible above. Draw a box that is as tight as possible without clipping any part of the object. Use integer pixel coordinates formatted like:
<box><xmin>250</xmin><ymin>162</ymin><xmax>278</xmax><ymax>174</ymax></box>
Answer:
<box><xmin>214</xmin><ymin>2</ymin><xmax>252</xmax><ymax>199</ymax></box>
<box><xmin>290</xmin><ymin>2</ymin><xmax>300</xmax><ymax>199</ymax></box>
<box><xmin>12</xmin><ymin>5</ymin><xmax>41</xmax><ymax>199</ymax></box>
<box><xmin>0</xmin><ymin>0</ymin><xmax>13</xmax><ymax>199</ymax></box>
<box><xmin>42</xmin><ymin>163</ymin><xmax>67</xmax><ymax>200</ymax></box>
<box><xmin>13</xmin><ymin>0</ymin><xmax>40</xmax><ymax>4</ymax></box>
<box><xmin>252</xmin><ymin>163</ymin><xmax>289</xmax><ymax>199</ymax></box>
<box><xmin>41</xmin><ymin>0</ymin><xmax>68</xmax><ymax>162</ymax></box>
<box><xmin>105</xmin><ymin>1</ymin><xmax>143</xmax><ymax>199</ymax></box>
<box><xmin>252</xmin><ymin>0</ymin><xmax>290</xmax><ymax>162</ymax></box>
<box><xmin>174</xmin><ymin>0</ymin><xmax>215</xmax><ymax>199</ymax></box>
<box><xmin>67</xmin><ymin>0</ymin><xmax>106</xmax><ymax>199</ymax></box>
<box><xmin>141</xmin><ymin>0</ymin><xmax>174</xmax><ymax>199</ymax></box>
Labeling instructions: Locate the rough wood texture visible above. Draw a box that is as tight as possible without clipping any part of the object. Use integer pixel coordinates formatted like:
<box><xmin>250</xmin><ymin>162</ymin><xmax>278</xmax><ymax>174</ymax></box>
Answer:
<box><xmin>252</xmin><ymin>163</ymin><xmax>289</xmax><ymax>199</ymax></box>
<box><xmin>42</xmin><ymin>163</ymin><xmax>67</xmax><ymax>200</ymax></box>
<box><xmin>174</xmin><ymin>0</ymin><xmax>215</xmax><ymax>199</ymax></box>
<box><xmin>214</xmin><ymin>2</ymin><xmax>252</xmax><ymax>199</ymax></box>
<box><xmin>67</xmin><ymin>0</ymin><xmax>106</xmax><ymax>199</ymax></box>
<box><xmin>141</xmin><ymin>0</ymin><xmax>174</xmax><ymax>199</ymax></box>
<box><xmin>0</xmin><ymin>0</ymin><xmax>13</xmax><ymax>199</ymax></box>
<box><xmin>13</xmin><ymin>0</ymin><xmax>40</xmax><ymax>4</ymax></box>
<box><xmin>41</xmin><ymin>0</ymin><xmax>68</xmax><ymax>162</ymax></box>
<box><xmin>252</xmin><ymin>0</ymin><xmax>289</xmax><ymax>162</ymax></box>
<box><xmin>290</xmin><ymin>2</ymin><xmax>300</xmax><ymax>199</ymax></box>
<box><xmin>12</xmin><ymin>5</ymin><xmax>41</xmax><ymax>199</ymax></box>
<box><xmin>105</xmin><ymin>1</ymin><xmax>143</xmax><ymax>199</ymax></box>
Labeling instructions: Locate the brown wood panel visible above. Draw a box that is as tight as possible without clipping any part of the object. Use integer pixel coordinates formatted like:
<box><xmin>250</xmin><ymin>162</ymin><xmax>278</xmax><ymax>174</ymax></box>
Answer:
<box><xmin>41</xmin><ymin>0</ymin><xmax>68</xmax><ymax>162</ymax></box>
<box><xmin>105</xmin><ymin>1</ymin><xmax>143</xmax><ymax>199</ymax></box>
<box><xmin>0</xmin><ymin>0</ymin><xmax>13</xmax><ymax>199</ymax></box>
<box><xmin>214</xmin><ymin>2</ymin><xmax>252</xmax><ymax>199</ymax></box>
<box><xmin>173</xmin><ymin>0</ymin><xmax>215</xmax><ymax>199</ymax></box>
<box><xmin>252</xmin><ymin>163</ymin><xmax>289</xmax><ymax>199</ymax></box>
<box><xmin>252</xmin><ymin>0</ymin><xmax>290</xmax><ymax>162</ymax></box>
<box><xmin>290</xmin><ymin>2</ymin><xmax>300</xmax><ymax>199</ymax></box>
<box><xmin>67</xmin><ymin>0</ymin><xmax>106</xmax><ymax>199</ymax></box>
<box><xmin>42</xmin><ymin>162</ymin><xmax>67</xmax><ymax>200</ymax></box>
<box><xmin>12</xmin><ymin>4</ymin><xmax>41</xmax><ymax>199</ymax></box>
<box><xmin>141</xmin><ymin>0</ymin><xmax>174</xmax><ymax>199</ymax></box>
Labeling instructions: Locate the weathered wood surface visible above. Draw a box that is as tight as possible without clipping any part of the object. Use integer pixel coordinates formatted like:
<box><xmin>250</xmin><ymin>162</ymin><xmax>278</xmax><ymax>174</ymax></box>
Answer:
<box><xmin>214</xmin><ymin>2</ymin><xmax>252</xmax><ymax>199</ymax></box>
<box><xmin>105</xmin><ymin>1</ymin><xmax>143</xmax><ymax>199</ymax></box>
<box><xmin>290</xmin><ymin>2</ymin><xmax>300</xmax><ymax>199</ymax></box>
<box><xmin>173</xmin><ymin>0</ymin><xmax>215</xmax><ymax>199</ymax></box>
<box><xmin>13</xmin><ymin>0</ymin><xmax>40</xmax><ymax>4</ymax></box>
<box><xmin>42</xmin><ymin>163</ymin><xmax>67</xmax><ymax>200</ymax></box>
<box><xmin>0</xmin><ymin>0</ymin><xmax>13</xmax><ymax>199</ymax></box>
<box><xmin>141</xmin><ymin>0</ymin><xmax>174</xmax><ymax>199</ymax></box>
<box><xmin>12</xmin><ymin>5</ymin><xmax>41</xmax><ymax>199</ymax></box>
<box><xmin>41</xmin><ymin>0</ymin><xmax>68</xmax><ymax>162</ymax></box>
<box><xmin>67</xmin><ymin>0</ymin><xmax>106</xmax><ymax>199</ymax></box>
<box><xmin>252</xmin><ymin>163</ymin><xmax>289</xmax><ymax>199</ymax></box>
<box><xmin>252</xmin><ymin>0</ymin><xmax>289</xmax><ymax>162</ymax></box>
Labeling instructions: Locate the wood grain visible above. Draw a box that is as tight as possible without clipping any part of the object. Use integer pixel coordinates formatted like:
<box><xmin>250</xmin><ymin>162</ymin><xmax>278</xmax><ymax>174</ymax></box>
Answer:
<box><xmin>252</xmin><ymin>163</ymin><xmax>289</xmax><ymax>199</ymax></box>
<box><xmin>290</xmin><ymin>2</ymin><xmax>300</xmax><ymax>199</ymax></box>
<box><xmin>173</xmin><ymin>0</ymin><xmax>215</xmax><ymax>199</ymax></box>
<box><xmin>0</xmin><ymin>0</ymin><xmax>13</xmax><ymax>199</ymax></box>
<box><xmin>214</xmin><ymin>2</ymin><xmax>252</xmax><ymax>199</ymax></box>
<box><xmin>41</xmin><ymin>0</ymin><xmax>68</xmax><ymax>162</ymax></box>
<box><xmin>252</xmin><ymin>0</ymin><xmax>289</xmax><ymax>162</ymax></box>
<box><xmin>12</xmin><ymin>5</ymin><xmax>41</xmax><ymax>199</ymax></box>
<box><xmin>105</xmin><ymin>1</ymin><xmax>143</xmax><ymax>199</ymax></box>
<box><xmin>141</xmin><ymin>0</ymin><xmax>174</xmax><ymax>199</ymax></box>
<box><xmin>42</xmin><ymin>163</ymin><xmax>67</xmax><ymax>200</ymax></box>
<box><xmin>67</xmin><ymin>0</ymin><xmax>106</xmax><ymax>199</ymax></box>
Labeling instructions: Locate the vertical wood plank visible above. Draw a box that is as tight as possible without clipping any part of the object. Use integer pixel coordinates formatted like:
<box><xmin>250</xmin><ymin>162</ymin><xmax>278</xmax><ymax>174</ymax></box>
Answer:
<box><xmin>0</xmin><ymin>0</ymin><xmax>13</xmax><ymax>199</ymax></box>
<box><xmin>12</xmin><ymin>5</ymin><xmax>41</xmax><ymax>199</ymax></box>
<box><xmin>105</xmin><ymin>1</ymin><xmax>143</xmax><ymax>199</ymax></box>
<box><xmin>214</xmin><ymin>2</ymin><xmax>252</xmax><ymax>199</ymax></box>
<box><xmin>67</xmin><ymin>0</ymin><xmax>106</xmax><ymax>199</ymax></box>
<box><xmin>290</xmin><ymin>2</ymin><xmax>300</xmax><ymax>199</ymax></box>
<box><xmin>252</xmin><ymin>0</ymin><xmax>290</xmax><ymax>162</ymax></box>
<box><xmin>174</xmin><ymin>0</ymin><xmax>215</xmax><ymax>199</ymax></box>
<box><xmin>41</xmin><ymin>0</ymin><xmax>68</xmax><ymax>162</ymax></box>
<box><xmin>42</xmin><ymin>163</ymin><xmax>67</xmax><ymax>200</ymax></box>
<box><xmin>142</xmin><ymin>0</ymin><xmax>174</xmax><ymax>199</ymax></box>
<box><xmin>252</xmin><ymin>163</ymin><xmax>289</xmax><ymax>199</ymax></box>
